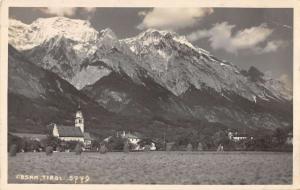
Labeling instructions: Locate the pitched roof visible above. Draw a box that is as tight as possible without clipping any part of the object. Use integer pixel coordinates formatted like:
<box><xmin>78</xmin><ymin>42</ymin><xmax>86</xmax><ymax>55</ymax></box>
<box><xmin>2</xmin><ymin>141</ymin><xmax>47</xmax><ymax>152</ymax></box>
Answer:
<box><xmin>57</xmin><ymin>126</ymin><xmax>84</xmax><ymax>137</ymax></box>
<box><xmin>132</xmin><ymin>132</ymin><xmax>144</xmax><ymax>138</ymax></box>
<box><xmin>233</xmin><ymin>134</ymin><xmax>249</xmax><ymax>137</ymax></box>
<box><xmin>124</xmin><ymin>133</ymin><xmax>140</xmax><ymax>139</ymax></box>
<box><xmin>103</xmin><ymin>136</ymin><xmax>112</xmax><ymax>142</ymax></box>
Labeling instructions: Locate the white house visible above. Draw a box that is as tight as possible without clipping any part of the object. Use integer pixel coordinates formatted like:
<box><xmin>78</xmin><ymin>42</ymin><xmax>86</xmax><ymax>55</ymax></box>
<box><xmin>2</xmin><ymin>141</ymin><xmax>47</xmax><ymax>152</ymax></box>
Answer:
<box><xmin>149</xmin><ymin>142</ymin><xmax>156</xmax><ymax>151</ymax></box>
<box><xmin>228</xmin><ymin>131</ymin><xmax>253</xmax><ymax>142</ymax></box>
<box><xmin>119</xmin><ymin>131</ymin><xmax>142</xmax><ymax>150</ymax></box>
<box><xmin>103</xmin><ymin>131</ymin><xmax>156</xmax><ymax>151</ymax></box>
<box><xmin>120</xmin><ymin>131</ymin><xmax>141</xmax><ymax>144</ymax></box>
<box><xmin>51</xmin><ymin>105</ymin><xmax>93</xmax><ymax>147</ymax></box>
<box><xmin>121</xmin><ymin>131</ymin><xmax>157</xmax><ymax>151</ymax></box>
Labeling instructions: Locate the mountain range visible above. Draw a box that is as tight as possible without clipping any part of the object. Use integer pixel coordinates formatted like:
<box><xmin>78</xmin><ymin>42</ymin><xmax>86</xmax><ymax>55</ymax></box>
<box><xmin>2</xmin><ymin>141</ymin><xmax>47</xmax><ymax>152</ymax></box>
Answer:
<box><xmin>8</xmin><ymin>17</ymin><xmax>293</xmax><ymax>137</ymax></box>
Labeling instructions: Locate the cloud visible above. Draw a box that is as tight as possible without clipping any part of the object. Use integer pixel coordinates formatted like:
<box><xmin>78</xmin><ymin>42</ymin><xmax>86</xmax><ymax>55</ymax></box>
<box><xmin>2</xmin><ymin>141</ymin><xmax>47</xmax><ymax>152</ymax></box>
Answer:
<box><xmin>255</xmin><ymin>40</ymin><xmax>288</xmax><ymax>54</ymax></box>
<box><xmin>270</xmin><ymin>21</ymin><xmax>293</xmax><ymax>30</ymax></box>
<box><xmin>231</xmin><ymin>24</ymin><xmax>273</xmax><ymax>50</ymax></box>
<box><xmin>39</xmin><ymin>8</ymin><xmax>77</xmax><ymax>16</ymax></box>
<box><xmin>265</xmin><ymin>72</ymin><xmax>292</xmax><ymax>89</ymax></box>
<box><xmin>137</xmin><ymin>8</ymin><xmax>213</xmax><ymax>30</ymax></box>
<box><xmin>279</xmin><ymin>74</ymin><xmax>292</xmax><ymax>89</ymax></box>
<box><xmin>186</xmin><ymin>29</ymin><xmax>210</xmax><ymax>41</ymax></box>
<box><xmin>39</xmin><ymin>7</ymin><xmax>96</xmax><ymax>17</ymax></box>
<box><xmin>187</xmin><ymin>22</ymin><xmax>281</xmax><ymax>54</ymax></box>
<box><xmin>279</xmin><ymin>74</ymin><xmax>289</xmax><ymax>83</ymax></box>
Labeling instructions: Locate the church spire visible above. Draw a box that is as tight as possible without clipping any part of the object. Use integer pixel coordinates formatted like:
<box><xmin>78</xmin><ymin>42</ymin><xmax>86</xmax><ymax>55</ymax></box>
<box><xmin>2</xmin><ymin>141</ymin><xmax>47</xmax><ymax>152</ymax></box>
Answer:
<box><xmin>75</xmin><ymin>104</ymin><xmax>84</xmax><ymax>133</ymax></box>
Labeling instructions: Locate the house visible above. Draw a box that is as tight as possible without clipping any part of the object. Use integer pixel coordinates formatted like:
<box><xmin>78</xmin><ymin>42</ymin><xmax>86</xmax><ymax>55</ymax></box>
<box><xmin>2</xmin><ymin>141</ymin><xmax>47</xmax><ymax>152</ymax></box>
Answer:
<box><xmin>228</xmin><ymin>131</ymin><xmax>253</xmax><ymax>142</ymax></box>
<box><xmin>118</xmin><ymin>131</ymin><xmax>142</xmax><ymax>150</ymax></box>
<box><xmin>120</xmin><ymin>131</ymin><xmax>141</xmax><ymax>144</ymax></box>
<box><xmin>83</xmin><ymin>132</ymin><xmax>94</xmax><ymax>148</ymax></box>
<box><xmin>149</xmin><ymin>142</ymin><xmax>156</xmax><ymax>151</ymax></box>
<box><xmin>103</xmin><ymin>131</ymin><xmax>156</xmax><ymax>151</ymax></box>
<box><xmin>50</xmin><ymin>105</ymin><xmax>93</xmax><ymax>147</ymax></box>
<box><xmin>286</xmin><ymin>132</ymin><xmax>293</xmax><ymax>145</ymax></box>
<box><xmin>120</xmin><ymin>131</ymin><xmax>156</xmax><ymax>150</ymax></box>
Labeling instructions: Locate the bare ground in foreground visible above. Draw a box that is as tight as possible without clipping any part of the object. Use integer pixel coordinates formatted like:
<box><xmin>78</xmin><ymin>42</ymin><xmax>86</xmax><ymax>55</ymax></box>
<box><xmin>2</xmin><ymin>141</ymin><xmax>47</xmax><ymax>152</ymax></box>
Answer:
<box><xmin>8</xmin><ymin>151</ymin><xmax>292</xmax><ymax>184</ymax></box>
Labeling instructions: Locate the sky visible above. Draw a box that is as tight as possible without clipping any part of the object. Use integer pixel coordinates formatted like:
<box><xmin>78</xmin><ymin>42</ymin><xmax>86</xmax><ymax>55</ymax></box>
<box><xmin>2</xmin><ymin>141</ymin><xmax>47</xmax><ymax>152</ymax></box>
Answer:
<box><xmin>9</xmin><ymin>7</ymin><xmax>293</xmax><ymax>88</ymax></box>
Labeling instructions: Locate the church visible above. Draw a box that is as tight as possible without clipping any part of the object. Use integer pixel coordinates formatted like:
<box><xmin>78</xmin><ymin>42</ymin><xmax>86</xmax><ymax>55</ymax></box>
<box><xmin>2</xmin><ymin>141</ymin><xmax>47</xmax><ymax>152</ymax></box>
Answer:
<box><xmin>50</xmin><ymin>105</ymin><xmax>93</xmax><ymax>147</ymax></box>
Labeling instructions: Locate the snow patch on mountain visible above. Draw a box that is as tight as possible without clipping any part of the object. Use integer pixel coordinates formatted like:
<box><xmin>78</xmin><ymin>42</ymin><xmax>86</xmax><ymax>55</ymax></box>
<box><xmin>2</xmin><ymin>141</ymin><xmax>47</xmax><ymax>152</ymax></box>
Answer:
<box><xmin>9</xmin><ymin>17</ymin><xmax>292</xmax><ymax>103</ymax></box>
<box><xmin>123</xmin><ymin>28</ymin><xmax>292</xmax><ymax>102</ymax></box>
<box><xmin>9</xmin><ymin>17</ymin><xmax>99</xmax><ymax>57</ymax></box>
<box><xmin>9</xmin><ymin>17</ymin><xmax>121</xmax><ymax>89</ymax></box>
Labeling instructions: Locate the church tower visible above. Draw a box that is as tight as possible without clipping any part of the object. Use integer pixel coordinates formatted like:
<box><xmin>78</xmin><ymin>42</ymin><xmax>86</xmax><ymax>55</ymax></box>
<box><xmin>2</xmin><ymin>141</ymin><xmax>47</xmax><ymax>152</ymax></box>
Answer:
<box><xmin>75</xmin><ymin>105</ymin><xmax>84</xmax><ymax>133</ymax></box>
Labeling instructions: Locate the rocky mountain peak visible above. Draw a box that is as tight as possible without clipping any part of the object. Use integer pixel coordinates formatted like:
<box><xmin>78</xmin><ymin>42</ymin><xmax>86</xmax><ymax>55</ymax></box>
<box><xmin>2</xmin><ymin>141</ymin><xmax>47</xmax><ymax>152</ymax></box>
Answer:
<box><xmin>9</xmin><ymin>17</ymin><xmax>292</xmax><ymax>103</ymax></box>
<box><xmin>139</xmin><ymin>28</ymin><xmax>177</xmax><ymax>39</ymax></box>
<box><xmin>8</xmin><ymin>17</ymin><xmax>293</xmax><ymax>132</ymax></box>
<box><xmin>99</xmin><ymin>28</ymin><xmax>117</xmax><ymax>39</ymax></box>
<box><xmin>9</xmin><ymin>17</ymin><xmax>99</xmax><ymax>51</ymax></box>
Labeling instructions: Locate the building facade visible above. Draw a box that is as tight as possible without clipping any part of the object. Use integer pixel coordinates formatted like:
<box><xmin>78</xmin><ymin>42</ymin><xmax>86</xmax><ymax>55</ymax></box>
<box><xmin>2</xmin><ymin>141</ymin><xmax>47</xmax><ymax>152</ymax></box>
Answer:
<box><xmin>51</xmin><ymin>106</ymin><xmax>93</xmax><ymax>147</ymax></box>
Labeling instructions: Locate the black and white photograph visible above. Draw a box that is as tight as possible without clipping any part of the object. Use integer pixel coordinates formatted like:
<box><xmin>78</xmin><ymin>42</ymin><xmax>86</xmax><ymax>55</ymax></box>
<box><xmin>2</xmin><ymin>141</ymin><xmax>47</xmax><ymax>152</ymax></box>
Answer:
<box><xmin>1</xmin><ymin>1</ymin><xmax>299</xmax><ymax>188</ymax></box>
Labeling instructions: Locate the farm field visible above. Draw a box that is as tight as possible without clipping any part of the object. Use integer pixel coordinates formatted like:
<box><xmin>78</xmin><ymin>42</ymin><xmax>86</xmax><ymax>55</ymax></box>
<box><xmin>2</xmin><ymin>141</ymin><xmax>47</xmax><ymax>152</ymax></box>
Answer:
<box><xmin>8</xmin><ymin>151</ymin><xmax>292</xmax><ymax>184</ymax></box>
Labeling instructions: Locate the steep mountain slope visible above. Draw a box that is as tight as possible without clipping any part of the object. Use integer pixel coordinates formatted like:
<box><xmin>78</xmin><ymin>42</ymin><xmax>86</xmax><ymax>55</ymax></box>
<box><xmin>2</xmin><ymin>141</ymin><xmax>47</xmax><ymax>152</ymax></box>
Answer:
<box><xmin>82</xmin><ymin>71</ymin><xmax>194</xmax><ymax>121</ymax></box>
<box><xmin>8</xmin><ymin>17</ymin><xmax>292</xmax><ymax>131</ymax></box>
<box><xmin>123</xmin><ymin>29</ymin><xmax>292</xmax><ymax>129</ymax></box>
<box><xmin>123</xmin><ymin>29</ymin><xmax>292</xmax><ymax>102</ymax></box>
<box><xmin>8</xmin><ymin>45</ymin><xmax>119</xmax><ymax>134</ymax></box>
<box><xmin>9</xmin><ymin>17</ymin><xmax>101</xmax><ymax>89</ymax></box>
<box><xmin>83</xmin><ymin>28</ymin><xmax>292</xmax><ymax>129</ymax></box>
<box><xmin>10</xmin><ymin>18</ymin><xmax>195</xmax><ymax>122</ymax></box>
<box><xmin>9</xmin><ymin>18</ymin><xmax>292</xmax><ymax>103</ymax></box>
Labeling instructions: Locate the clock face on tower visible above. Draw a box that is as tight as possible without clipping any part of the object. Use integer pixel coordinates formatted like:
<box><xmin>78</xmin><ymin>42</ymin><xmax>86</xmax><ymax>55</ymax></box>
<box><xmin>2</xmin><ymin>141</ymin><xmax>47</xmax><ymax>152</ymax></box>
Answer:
<box><xmin>75</xmin><ymin>106</ymin><xmax>84</xmax><ymax>132</ymax></box>
<box><xmin>76</xmin><ymin>110</ymin><xmax>83</xmax><ymax>118</ymax></box>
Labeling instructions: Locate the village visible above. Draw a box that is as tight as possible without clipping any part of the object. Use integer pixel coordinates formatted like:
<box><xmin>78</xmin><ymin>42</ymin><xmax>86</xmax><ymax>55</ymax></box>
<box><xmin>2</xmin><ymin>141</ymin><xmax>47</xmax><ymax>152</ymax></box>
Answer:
<box><xmin>4</xmin><ymin>7</ymin><xmax>294</xmax><ymax>185</ymax></box>
<box><xmin>8</xmin><ymin>106</ymin><xmax>293</xmax><ymax>155</ymax></box>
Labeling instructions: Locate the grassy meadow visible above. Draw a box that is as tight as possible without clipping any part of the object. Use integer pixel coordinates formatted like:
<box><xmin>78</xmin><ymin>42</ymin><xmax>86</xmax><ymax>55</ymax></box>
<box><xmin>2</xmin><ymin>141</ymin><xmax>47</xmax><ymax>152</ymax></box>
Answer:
<box><xmin>8</xmin><ymin>151</ymin><xmax>292</xmax><ymax>184</ymax></box>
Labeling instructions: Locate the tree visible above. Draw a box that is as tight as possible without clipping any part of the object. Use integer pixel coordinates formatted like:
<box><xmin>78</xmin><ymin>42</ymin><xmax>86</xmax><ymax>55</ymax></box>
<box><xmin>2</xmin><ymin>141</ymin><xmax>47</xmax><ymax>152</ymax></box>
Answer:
<box><xmin>99</xmin><ymin>144</ymin><xmax>108</xmax><ymax>154</ymax></box>
<box><xmin>91</xmin><ymin>140</ymin><xmax>100</xmax><ymax>151</ymax></box>
<box><xmin>174</xmin><ymin>135</ymin><xmax>189</xmax><ymax>149</ymax></box>
<box><xmin>252</xmin><ymin>135</ymin><xmax>273</xmax><ymax>151</ymax></box>
<box><xmin>186</xmin><ymin>143</ymin><xmax>193</xmax><ymax>151</ymax></box>
<box><xmin>138</xmin><ymin>138</ymin><xmax>153</xmax><ymax>147</ymax></box>
<box><xmin>108</xmin><ymin>136</ymin><xmax>125</xmax><ymax>151</ymax></box>
<box><xmin>202</xmin><ymin>136</ymin><xmax>214</xmax><ymax>150</ymax></box>
<box><xmin>64</xmin><ymin>141</ymin><xmax>79</xmax><ymax>151</ymax></box>
<box><xmin>153</xmin><ymin>139</ymin><xmax>165</xmax><ymax>151</ymax></box>
<box><xmin>75</xmin><ymin>143</ymin><xmax>83</xmax><ymax>155</ymax></box>
<box><xmin>273</xmin><ymin>128</ymin><xmax>288</xmax><ymax>145</ymax></box>
<box><xmin>197</xmin><ymin>142</ymin><xmax>203</xmax><ymax>151</ymax></box>
<box><xmin>9</xmin><ymin>144</ymin><xmax>17</xmax><ymax>157</ymax></box>
<box><xmin>212</xmin><ymin>130</ymin><xmax>228</xmax><ymax>147</ymax></box>
<box><xmin>166</xmin><ymin>142</ymin><xmax>175</xmax><ymax>151</ymax></box>
<box><xmin>189</xmin><ymin>132</ymin><xmax>200</xmax><ymax>150</ymax></box>
<box><xmin>28</xmin><ymin>140</ymin><xmax>41</xmax><ymax>152</ymax></box>
<box><xmin>8</xmin><ymin>134</ymin><xmax>23</xmax><ymax>152</ymax></box>
<box><xmin>41</xmin><ymin>135</ymin><xmax>61</xmax><ymax>150</ymax></box>
<box><xmin>45</xmin><ymin>146</ymin><xmax>53</xmax><ymax>156</ymax></box>
<box><xmin>128</xmin><ymin>142</ymin><xmax>138</xmax><ymax>151</ymax></box>
<box><xmin>123</xmin><ymin>141</ymin><xmax>129</xmax><ymax>153</ymax></box>
<box><xmin>144</xmin><ymin>145</ymin><xmax>151</xmax><ymax>152</ymax></box>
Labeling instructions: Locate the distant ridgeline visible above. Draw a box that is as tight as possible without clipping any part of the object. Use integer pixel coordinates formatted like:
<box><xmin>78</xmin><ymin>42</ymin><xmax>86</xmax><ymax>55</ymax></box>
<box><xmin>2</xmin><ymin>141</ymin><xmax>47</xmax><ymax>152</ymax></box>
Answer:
<box><xmin>8</xmin><ymin>17</ymin><xmax>292</xmax><ymax>152</ymax></box>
